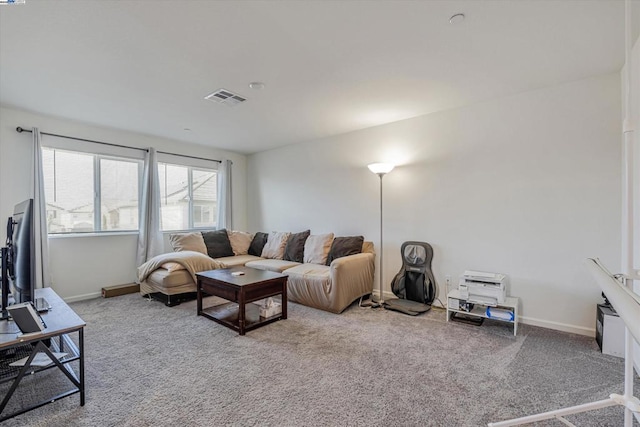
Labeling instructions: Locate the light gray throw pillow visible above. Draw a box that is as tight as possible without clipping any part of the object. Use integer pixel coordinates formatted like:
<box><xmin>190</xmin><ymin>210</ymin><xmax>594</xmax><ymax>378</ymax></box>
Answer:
<box><xmin>261</xmin><ymin>231</ymin><xmax>291</xmax><ymax>260</ymax></box>
<box><xmin>303</xmin><ymin>233</ymin><xmax>334</xmax><ymax>265</ymax></box>
<box><xmin>169</xmin><ymin>232</ymin><xmax>207</xmax><ymax>255</ymax></box>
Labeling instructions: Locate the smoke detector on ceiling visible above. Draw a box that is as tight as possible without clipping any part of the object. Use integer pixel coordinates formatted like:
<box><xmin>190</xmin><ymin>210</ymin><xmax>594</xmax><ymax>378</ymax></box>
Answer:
<box><xmin>449</xmin><ymin>13</ymin><xmax>465</xmax><ymax>24</ymax></box>
<box><xmin>204</xmin><ymin>89</ymin><xmax>247</xmax><ymax>107</ymax></box>
<box><xmin>248</xmin><ymin>82</ymin><xmax>265</xmax><ymax>90</ymax></box>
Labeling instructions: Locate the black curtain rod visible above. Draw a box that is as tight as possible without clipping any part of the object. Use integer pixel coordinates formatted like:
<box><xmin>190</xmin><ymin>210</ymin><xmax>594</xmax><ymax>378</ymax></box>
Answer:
<box><xmin>16</xmin><ymin>127</ymin><xmax>221</xmax><ymax>164</ymax></box>
<box><xmin>157</xmin><ymin>150</ymin><xmax>222</xmax><ymax>164</ymax></box>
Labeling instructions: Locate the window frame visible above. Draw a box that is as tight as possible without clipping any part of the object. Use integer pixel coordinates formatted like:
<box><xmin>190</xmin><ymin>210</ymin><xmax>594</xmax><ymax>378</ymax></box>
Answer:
<box><xmin>158</xmin><ymin>162</ymin><xmax>218</xmax><ymax>232</ymax></box>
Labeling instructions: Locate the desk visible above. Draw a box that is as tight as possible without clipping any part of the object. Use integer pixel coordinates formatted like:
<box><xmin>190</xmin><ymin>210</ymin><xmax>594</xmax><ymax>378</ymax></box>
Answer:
<box><xmin>0</xmin><ymin>288</ymin><xmax>85</xmax><ymax>421</ymax></box>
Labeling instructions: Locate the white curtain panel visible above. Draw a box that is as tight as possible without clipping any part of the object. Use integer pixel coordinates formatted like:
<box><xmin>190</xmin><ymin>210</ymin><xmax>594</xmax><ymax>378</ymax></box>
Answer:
<box><xmin>136</xmin><ymin>147</ymin><xmax>164</xmax><ymax>267</ymax></box>
<box><xmin>31</xmin><ymin>128</ymin><xmax>51</xmax><ymax>288</ymax></box>
<box><xmin>216</xmin><ymin>159</ymin><xmax>233</xmax><ymax>230</ymax></box>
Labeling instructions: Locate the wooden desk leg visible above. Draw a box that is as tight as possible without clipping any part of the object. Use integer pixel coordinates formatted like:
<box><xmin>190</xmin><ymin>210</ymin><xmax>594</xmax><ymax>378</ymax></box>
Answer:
<box><xmin>282</xmin><ymin>280</ymin><xmax>288</xmax><ymax>320</ymax></box>
<box><xmin>238</xmin><ymin>291</ymin><xmax>246</xmax><ymax>336</ymax></box>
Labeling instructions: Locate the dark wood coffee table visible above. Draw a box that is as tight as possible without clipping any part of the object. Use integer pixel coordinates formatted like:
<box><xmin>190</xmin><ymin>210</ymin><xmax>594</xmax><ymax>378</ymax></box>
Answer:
<box><xmin>196</xmin><ymin>266</ymin><xmax>287</xmax><ymax>335</ymax></box>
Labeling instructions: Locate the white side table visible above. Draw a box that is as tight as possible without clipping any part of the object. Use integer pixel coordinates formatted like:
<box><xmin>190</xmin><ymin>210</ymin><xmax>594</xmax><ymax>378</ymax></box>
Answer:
<box><xmin>446</xmin><ymin>289</ymin><xmax>520</xmax><ymax>336</ymax></box>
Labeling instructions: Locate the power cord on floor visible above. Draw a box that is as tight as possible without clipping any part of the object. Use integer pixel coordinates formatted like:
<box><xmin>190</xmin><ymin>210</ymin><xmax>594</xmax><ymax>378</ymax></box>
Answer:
<box><xmin>360</xmin><ymin>295</ymin><xmax>446</xmax><ymax>311</ymax></box>
<box><xmin>430</xmin><ymin>297</ymin><xmax>446</xmax><ymax>310</ymax></box>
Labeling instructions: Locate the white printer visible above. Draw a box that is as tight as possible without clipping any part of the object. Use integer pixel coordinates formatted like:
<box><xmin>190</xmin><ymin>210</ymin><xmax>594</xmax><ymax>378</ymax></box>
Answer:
<box><xmin>458</xmin><ymin>270</ymin><xmax>507</xmax><ymax>306</ymax></box>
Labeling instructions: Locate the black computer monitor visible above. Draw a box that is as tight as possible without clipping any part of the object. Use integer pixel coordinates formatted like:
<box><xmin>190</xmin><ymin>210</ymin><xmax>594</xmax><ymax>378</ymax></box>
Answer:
<box><xmin>3</xmin><ymin>199</ymin><xmax>36</xmax><ymax>310</ymax></box>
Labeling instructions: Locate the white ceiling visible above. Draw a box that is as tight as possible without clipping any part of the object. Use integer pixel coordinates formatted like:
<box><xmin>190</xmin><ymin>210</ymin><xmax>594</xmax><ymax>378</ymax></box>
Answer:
<box><xmin>0</xmin><ymin>0</ymin><xmax>632</xmax><ymax>154</ymax></box>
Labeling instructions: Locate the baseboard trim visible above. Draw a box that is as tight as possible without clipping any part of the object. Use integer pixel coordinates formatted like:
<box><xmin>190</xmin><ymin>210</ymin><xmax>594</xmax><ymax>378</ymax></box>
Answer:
<box><xmin>518</xmin><ymin>316</ymin><xmax>594</xmax><ymax>337</ymax></box>
<box><xmin>63</xmin><ymin>291</ymin><xmax>102</xmax><ymax>303</ymax></box>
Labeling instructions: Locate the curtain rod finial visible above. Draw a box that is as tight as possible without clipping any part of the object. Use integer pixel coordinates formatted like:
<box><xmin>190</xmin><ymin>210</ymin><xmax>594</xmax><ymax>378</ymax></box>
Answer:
<box><xmin>16</xmin><ymin>127</ymin><xmax>24</xmax><ymax>133</ymax></box>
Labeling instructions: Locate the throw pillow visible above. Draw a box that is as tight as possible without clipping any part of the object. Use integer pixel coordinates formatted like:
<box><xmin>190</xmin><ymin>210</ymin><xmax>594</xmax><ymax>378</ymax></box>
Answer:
<box><xmin>362</xmin><ymin>241</ymin><xmax>374</xmax><ymax>254</ymax></box>
<box><xmin>227</xmin><ymin>230</ymin><xmax>254</xmax><ymax>256</ymax></box>
<box><xmin>201</xmin><ymin>229</ymin><xmax>235</xmax><ymax>259</ymax></box>
<box><xmin>261</xmin><ymin>231</ymin><xmax>291</xmax><ymax>260</ymax></box>
<box><xmin>283</xmin><ymin>230</ymin><xmax>310</xmax><ymax>263</ymax></box>
<box><xmin>248</xmin><ymin>232</ymin><xmax>269</xmax><ymax>256</ymax></box>
<box><xmin>326</xmin><ymin>235</ymin><xmax>364</xmax><ymax>265</ymax></box>
<box><xmin>303</xmin><ymin>233</ymin><xmax>334</xmax><ymax>265</ymax></box>
<box><xmin>169</xmin><ymin>232</ymin><xmax>207</xmax><ymax>255</ymax></box>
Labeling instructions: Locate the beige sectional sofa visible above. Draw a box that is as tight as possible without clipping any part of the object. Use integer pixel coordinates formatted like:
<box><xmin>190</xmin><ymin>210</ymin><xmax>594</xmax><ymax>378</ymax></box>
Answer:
<box><xmin>139</xmin><ymin>232</ymin><xmax>375</xmax><ymax>314</ymax></box>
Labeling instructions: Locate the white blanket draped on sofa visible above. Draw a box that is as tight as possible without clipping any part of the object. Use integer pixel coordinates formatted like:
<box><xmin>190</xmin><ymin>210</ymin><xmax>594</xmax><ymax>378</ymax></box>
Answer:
<box><xmin>137</xmin><ymin>251</ymin><xmax>225</xmax><ymax>284</ymax></box>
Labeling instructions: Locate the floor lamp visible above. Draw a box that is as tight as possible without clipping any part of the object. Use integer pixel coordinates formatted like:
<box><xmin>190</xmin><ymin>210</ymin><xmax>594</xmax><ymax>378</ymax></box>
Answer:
<box><xmin>367</xmin><ymin>162</ymin><xmax>394</xmax><ymax>307</ymax></box>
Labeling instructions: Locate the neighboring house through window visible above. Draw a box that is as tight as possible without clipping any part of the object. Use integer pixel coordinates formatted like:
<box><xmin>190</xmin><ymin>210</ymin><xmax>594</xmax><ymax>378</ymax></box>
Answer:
<box><xmin>158</xmin><ymin>163</ymin><xmax>217</xmax><ymax>231</ymax></box>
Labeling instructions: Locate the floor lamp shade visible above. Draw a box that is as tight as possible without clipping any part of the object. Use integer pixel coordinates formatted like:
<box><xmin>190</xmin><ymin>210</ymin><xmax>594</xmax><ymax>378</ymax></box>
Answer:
<box><xmin>368</xmin><ymin>162</ymin><xmax>394</xmax><ymax>304</ymax></box>
<box><xmin>368</xmin><ymin>163</ymin><xmax>395</xmax><ymax>175</ymax></box>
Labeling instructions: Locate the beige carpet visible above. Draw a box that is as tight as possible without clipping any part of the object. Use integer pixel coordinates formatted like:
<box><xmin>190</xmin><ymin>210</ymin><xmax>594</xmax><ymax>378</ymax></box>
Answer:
<box><xmin>0</xmin><ymin>293</ymin><xmax>637</xmax><ymax>426</ymax></box>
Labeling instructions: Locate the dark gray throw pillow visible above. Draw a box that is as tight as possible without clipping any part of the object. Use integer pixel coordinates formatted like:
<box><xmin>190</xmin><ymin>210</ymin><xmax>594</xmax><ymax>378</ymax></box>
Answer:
<box><xmin>248</xmin><ymin>232</ymin><xmax>269</xmax><ymax>256</ymax></box>
<box><xmin>201</xmin><ymin>229</ymin><xmax>234</xmax><ymax>259</ymax></box>
<box><xmin>326</xmin><ymin>236</ymin><xmax>364</xmax><ymax>265</ymax></box>
<box><xmin>283</xmin><ymin>230</ymin><xmax>310</xmax><ymax>263</ymax></box>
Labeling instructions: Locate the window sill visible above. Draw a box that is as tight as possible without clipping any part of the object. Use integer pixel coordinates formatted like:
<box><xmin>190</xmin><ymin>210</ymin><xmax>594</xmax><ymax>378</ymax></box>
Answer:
<box><xmin>161</xmin><ymin>228</ymin><xmax>217</xmax><ymax>234</ymax></box>
<box><xmin>48</xmin><ymin>231</ymin><xmax>139</xmax><ymax>239</ymax></box>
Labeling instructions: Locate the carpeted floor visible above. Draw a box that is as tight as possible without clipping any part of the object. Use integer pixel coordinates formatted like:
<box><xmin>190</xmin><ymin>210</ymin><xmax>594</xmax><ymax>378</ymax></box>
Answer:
<box><xmin>1</xmin><ymin>293</ymin><xmax>638</xmax><ymax>426</ymax></box>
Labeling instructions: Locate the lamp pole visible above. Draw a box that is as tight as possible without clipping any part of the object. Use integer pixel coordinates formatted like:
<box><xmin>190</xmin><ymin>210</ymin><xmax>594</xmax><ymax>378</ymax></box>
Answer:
<box><xmin>377</xmin><ymin>172</ymin><xmax>385</xmax><ymax>305</ymax></box>
<box><xmin>367</xmin><ymin>163</ymin><xmax>394</xmax><ymax>307</ymax></box>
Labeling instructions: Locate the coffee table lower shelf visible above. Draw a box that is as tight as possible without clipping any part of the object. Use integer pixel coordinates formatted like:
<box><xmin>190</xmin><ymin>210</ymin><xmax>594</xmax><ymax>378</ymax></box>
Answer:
<box><xmin>200</xmin><ymin>301</ymin><xmax>284</xmax><ymax>334</ymax></box>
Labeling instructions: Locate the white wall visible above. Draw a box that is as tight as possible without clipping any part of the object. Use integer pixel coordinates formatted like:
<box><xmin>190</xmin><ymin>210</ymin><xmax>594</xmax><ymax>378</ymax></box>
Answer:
<box><xmin>0</xmin><ymin>106</ymin><xmax>248</xmax><ymax>301</ymax></box>
<box><xmin>247</xmin><ymin>73</ymin><xmax>622</xmax><ymax>336</ymax></box>
<box><xmin>622</xmin><ymin>31</ymin><xmax>640</xmax><ymax>373</ymax></box>
<box><xmin>626</xmin><ymin>35</ymin><xmax>640</xmax><ymax>281</ymax></box>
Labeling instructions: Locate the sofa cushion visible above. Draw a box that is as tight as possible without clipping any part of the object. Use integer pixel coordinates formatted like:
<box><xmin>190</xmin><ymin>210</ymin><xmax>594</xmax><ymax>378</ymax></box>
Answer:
<box><xmin>261</xmin><ymin>231</ymin><xmax>291</xmax><ymax>259</ymax></box>
<box><xmin>169</xmin><ymin>232</ymin><xmax>207</xmax><ymax>255</ymax></box>
<box><xmin>202</xmin><ymin>229</ymin><xmax>235</xmax><ymax>259</ymax></box>
<box><xmin>303</xmin><ymin>233</ymin><xmax>334</xmax><ymax>265</ymax></box>
<box><xmin>284</xmin><ymin>264</ymin><xmax>331</xmax><ymax>292</ymax></box>
<box><xmin>326</xmin><ymin>236</ymin><xmax>364</xmax><ymax>265</ymax></box>
<box><xmin>245</xmin><ymin>259</ymin><xmax>301</xmax><ymax>273</ymax></box>
<box><xmin>214</xmin><ymin>254</ymin><xmax>263</xmax><ymax>267</ymax></box>
<box><xmin>248</xmin><ymin>232</ymin><xmax>269</xmax><ymax>256</ymax></box>
<box><xmin>283</xmin><ymin>230</ymin><xmax>310</xmax><ymax>263</ymax></box>
<box><xmin>227</xmin><ymin>230</ymin><xmax>254</xmax><ymax>256</ymax></box>
<box><xmin>147</xmin><ymin>268</ymin><xmax>193</xmax><ymax>289</ymax></box>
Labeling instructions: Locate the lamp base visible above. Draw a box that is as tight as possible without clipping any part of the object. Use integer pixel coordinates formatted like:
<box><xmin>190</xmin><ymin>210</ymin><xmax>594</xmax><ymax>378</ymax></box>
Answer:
<box><xmin>359</xmin><ymin>296</ymin><xmax>382</xmax><ymax>309</ymax></box>
<box><xmin>371</xmin><ymin>295</ymin><xmax>385</xmax><ymax>308</ymax></box>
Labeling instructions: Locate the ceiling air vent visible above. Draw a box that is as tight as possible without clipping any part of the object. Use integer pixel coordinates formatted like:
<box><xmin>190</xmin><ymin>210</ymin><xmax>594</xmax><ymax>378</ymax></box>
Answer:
<box><xmin>204</xmin><ymin>89</ymin><xmax>247</xmax><ymax>107</ymax></box>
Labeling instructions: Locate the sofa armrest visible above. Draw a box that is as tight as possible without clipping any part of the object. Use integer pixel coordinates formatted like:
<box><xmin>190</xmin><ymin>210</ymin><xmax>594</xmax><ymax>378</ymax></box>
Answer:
<box><xmin>329</xmin><ymin>252</ymin><xmax>375</xmax><ymax>299</ymax></box>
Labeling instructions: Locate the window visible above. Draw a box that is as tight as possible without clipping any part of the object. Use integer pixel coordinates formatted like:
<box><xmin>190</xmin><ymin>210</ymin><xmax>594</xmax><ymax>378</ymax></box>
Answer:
<box><xmin>158</xmin><ymin>163</ymin><xmax>217</xmax><ymax>231</ymax></box>
<box><xmin>42</xmin><ymin>148</ymin><xmax>141</xmax><ymax>234</ymax></box>
<box><xmin>100</xmin><ymin>158</ymin><xmax>141</xmax><ymax>231</ymax></box>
